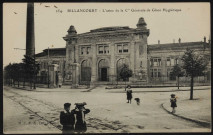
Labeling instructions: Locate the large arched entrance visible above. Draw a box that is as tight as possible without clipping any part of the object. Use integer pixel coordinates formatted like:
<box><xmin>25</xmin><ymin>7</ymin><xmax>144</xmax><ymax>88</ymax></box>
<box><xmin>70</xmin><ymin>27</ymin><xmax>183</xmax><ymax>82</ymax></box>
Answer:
<box><xmin>117</xmin><ymin>58</ymin><xmax>129</xmax><ymax>81</ymax></box>
<box><xmin>81</xmin><ymin>60</ymin><xmax>91</xmax><ymax>82</ymax></box>
<box><xmin>98</xmin><ymin>59</ymin><xmax>109</xmax><ymax>81</ymax></box>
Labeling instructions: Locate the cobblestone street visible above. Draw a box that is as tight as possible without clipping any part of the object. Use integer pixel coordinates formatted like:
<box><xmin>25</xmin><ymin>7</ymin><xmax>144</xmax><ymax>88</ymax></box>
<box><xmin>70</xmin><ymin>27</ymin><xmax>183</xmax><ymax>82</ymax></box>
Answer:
<box><xmin>3</xmin><ymin>86</ymin><xmax>211</xmax><ymax>133</ymax></box>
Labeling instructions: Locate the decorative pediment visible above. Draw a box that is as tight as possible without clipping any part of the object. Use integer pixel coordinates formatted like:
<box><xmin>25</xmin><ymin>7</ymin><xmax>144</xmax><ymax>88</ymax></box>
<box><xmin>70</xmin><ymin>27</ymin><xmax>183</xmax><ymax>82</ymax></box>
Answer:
<box><xmin>78</xmin><ymin>34</ymin><xmax>130</xmax><ymax>44</ymax></box>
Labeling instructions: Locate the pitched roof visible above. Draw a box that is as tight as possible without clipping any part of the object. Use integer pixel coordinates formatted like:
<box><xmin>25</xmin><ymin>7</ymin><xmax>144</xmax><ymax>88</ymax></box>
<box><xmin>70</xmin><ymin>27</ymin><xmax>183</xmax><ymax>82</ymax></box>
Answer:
<box><xmin>35</xmin><ymin>48</ymin><xmax>66</xmax><ymax>57</ymax></box>
<box><xmin>148</xmin><ymin>41</ymin><xmax>210</xmax><ymax>51</ymax></box>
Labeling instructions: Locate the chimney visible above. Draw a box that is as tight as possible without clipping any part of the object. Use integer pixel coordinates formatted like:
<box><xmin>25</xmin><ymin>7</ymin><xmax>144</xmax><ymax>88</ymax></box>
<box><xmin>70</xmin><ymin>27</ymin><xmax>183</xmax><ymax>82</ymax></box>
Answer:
<box><xmin>26</xmin><ymin>3</ymin><xmax>35</xmax><ymax>57</ymax></box>
<box><xmin>158</xmin><ymin>40</ymin><xmax>160</xmax><ymax>44</ymax></box>
<box><xmin>178</xmin><ymin>38</ymin><xmax>181</xmax><ymax>43</ymax></box>
<box><xmin>204</xmin><ymin>36</ymin><xmax>206</xmax><ymax>43</ymax></box>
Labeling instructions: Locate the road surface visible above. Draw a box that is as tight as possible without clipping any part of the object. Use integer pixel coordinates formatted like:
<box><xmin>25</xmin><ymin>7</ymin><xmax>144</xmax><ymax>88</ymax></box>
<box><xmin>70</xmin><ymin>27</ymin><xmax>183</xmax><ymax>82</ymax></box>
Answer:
<box><xmin>3</xmin><ymin>86</ymin><xmax>211</xmax><ymax>133</ymax></box>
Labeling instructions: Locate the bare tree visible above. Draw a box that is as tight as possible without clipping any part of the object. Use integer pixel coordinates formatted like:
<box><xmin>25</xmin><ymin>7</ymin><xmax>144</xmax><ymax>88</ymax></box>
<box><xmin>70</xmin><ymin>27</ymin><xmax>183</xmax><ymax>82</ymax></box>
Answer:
<box><xmin>181</xmin><ymin>49</ymin><xmax>208</xmax><ymax>100</ymax></box>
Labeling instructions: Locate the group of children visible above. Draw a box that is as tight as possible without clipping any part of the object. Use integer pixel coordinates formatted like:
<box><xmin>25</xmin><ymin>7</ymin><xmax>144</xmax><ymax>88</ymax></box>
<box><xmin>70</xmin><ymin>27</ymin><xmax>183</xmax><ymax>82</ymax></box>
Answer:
<box><xmin>125</xmin><ymin>85</ymin><xmax>177</xmax><ymax>113</ymax></box>
<box><xmin>60</xmin><ymin>102</ymin><xmax>90</xmax><ymax>133</ymax></box>
<box><xmin>60</xmin><ymin>86</ymin><xmax>177</xmax><ymax>134</ymax></box>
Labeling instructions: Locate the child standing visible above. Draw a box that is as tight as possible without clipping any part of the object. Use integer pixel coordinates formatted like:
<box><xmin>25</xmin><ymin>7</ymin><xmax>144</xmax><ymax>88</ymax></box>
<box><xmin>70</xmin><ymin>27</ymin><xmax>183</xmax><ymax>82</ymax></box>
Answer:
<box><xmin>126</xmin><ymin>85</ymin><xmax>133</xmax><ymax>104</ymax></box>
<box><xmin>73</xmin><ymin>102</ymin><xmax>90</xmax><ymax>133</ymax></box>
<box><xmin>60</xmin><ymin>103</ymin><xmax>75</xmax><ymax>134</ymax></box>
<box><xmin>170</xmin><ymin>94</ymin><xmax>177</xmax><ymax>113</ymax></box>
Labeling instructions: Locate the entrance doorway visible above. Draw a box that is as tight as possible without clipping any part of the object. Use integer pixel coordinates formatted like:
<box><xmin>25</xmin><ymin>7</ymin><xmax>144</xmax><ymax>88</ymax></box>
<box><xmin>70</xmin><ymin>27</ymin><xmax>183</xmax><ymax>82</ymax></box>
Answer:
<box><xmin>101</xmin><ymin>68</ymin><xmax>107</xmax><ymax>81</ymax></box>
<box><xmin>98</xmin><ymin>59</ymin><xmax>109</xmax><ymax>81</ymax></box>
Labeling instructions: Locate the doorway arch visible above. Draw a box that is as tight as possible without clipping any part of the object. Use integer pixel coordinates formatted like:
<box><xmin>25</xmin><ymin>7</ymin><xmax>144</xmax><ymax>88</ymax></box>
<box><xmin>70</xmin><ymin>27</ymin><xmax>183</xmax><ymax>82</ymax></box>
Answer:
<box><xmin>116</xmin><ymin>58</ymin><xmax>129</xmax><ymax>81</ymax></box>
<box><xmin>98</xmin><ymin>59</ymin><xmax>109</xmax><ymax>81</ymax></box>
<box><xmin>81</xmin><ymin>60</ymin><xmax>91</xmax><ymax>82</ymax></box>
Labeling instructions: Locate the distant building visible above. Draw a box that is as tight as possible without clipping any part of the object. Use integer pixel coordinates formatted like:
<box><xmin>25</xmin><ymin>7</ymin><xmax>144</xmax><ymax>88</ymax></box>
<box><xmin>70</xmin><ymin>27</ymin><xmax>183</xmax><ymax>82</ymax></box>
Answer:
<box><xmin>35</xmin><ymin>17</ymin><xmax>211</xmax><ymax>86</ymax></box>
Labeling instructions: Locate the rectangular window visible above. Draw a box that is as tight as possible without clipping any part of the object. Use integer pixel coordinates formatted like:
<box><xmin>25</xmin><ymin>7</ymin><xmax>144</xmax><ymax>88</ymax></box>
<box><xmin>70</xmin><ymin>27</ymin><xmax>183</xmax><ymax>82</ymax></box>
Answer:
<box><xmin>158</xmin><ymin>69</ymin><xmax>161</xmax><ymax>77</ymax></box>
<box><xmin>154</xmin><ymin>69</ymin><xmax>157</xmax><ymax>77</ymax></box>
<box><xmin>99</xmin><ymin>46</ymin><xmax>103</xmax><ymax>54</ymax></box>
<box><xmin>158</xmin><ymin>59</ymin><xmax>161</xmax><ymax>66</ymax></box>
<box><xmin>167</xmin><ymin>58</ymin><xmax>171</xmax><ymax>66</ymax></box>
<box><xmin>104</xmin><ymin>46</ymin><xmax>109</xmax><ymax>54</ymax></box>
<box><xmin>150</xmin><ymin>69</ymin><xmax>153</xmax><ymax>77</ymax></box>
<box><xmin>150</xmin><ymin>59</ymin><xmax>153</xmax><ymax>66</ymax></box>
<box><xmin>175</xmin><ymin>58</ymin><xmax>179</xmax><ymax>65</ymax></box>
<box><xmin>171</xmin><ymin>58</ymin><xmax>175</xmax><ymax>66</ymax></box>
<box><xmin>151</xmin><ymin>58</ymin><xmax>161</xmax><ymax>67</ymax></box>
<box><xmin>98</xmin><ymin>44</ymin><xmax>109</xmax><ymax>54</ymax></box>
<box><xmin>117</xmin><ymin>43</ymin><xmax>129</xmax><ymax>53</ymax></box>
<box><xmin>87</xmin><ymin>47</ymin><xmax>90</xmax><ymax>54</ymax></box>
<box><xmin>81</xmin><ymin>47</ymin><xmax>84</xmax><ymax>55</ymax></box>
<box><xmin>153</xmin><ymin>59</ymin><xmax>158</xmax><ymax>66</ymax></box>
<box><xmin>81</xmin><ymin>46</ymin><xmax>91</xmax><ymax>55</ymax></box>
<box><xmin>151</xmin><ymin>68</ymin><xmax>161</xmax><ymax>78</ymax></box>
<box><xmin>118</xmin><ymin>45</ymin><xmax>122</xmax><ymax>53</ymax></box>
<box><xmin>123</xmin><ymin>44</ymin><xmax>128</xmax><ymax>53</ymax></box>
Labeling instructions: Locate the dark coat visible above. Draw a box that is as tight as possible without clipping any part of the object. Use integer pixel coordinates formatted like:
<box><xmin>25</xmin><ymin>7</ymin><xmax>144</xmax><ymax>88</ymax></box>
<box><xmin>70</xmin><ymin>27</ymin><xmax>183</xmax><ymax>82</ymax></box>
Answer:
<box><xmin>170</xmin><ymin>98</ymin><xmax>177</xmax><ymax>107</ymax></box>
<box><xmin>60</xmin><ymin>110</ymin><xmax>75</xmax><ymax>130</ymax></box>
<box><xmin>73</xmin><ymin>108</ymin><xmax>90</xmax><ymax>132</ymax></box>
<box><xmin>126</xmin><ymin>89</ymin><xmax>133</xmax><ymax>100</ymax></box>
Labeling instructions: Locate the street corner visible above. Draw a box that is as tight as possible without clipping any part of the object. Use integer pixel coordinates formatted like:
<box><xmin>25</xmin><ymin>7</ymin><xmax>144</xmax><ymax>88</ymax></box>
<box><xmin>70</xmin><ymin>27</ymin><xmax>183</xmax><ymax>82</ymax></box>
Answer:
<box><xmin>161</xmin><ymin>99</ymin><xmax>211</xmax><ymax>128</ymax></box>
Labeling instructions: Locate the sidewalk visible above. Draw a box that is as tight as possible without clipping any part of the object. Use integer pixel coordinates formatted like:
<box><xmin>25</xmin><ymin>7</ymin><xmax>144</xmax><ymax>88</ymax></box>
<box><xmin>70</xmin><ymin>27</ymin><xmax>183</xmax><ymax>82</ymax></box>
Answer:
<box><xmin>3</xmin><ymin>85</ymin><xmax>89</xmax><ymax>92</ymax></box>
<box><xmin>161</xmin><ymin>89</ymin><xmax>211</xmax><ymax>128</ymax></box>
<box><xmin>4</xmin><ymin>85</ymin><xmax>210</xmax><ymax>93</ymax></box>
<box><xmin>107</xmin><ymin>86</ymin><xmax>211</xmax><ymax>93</ymax></box>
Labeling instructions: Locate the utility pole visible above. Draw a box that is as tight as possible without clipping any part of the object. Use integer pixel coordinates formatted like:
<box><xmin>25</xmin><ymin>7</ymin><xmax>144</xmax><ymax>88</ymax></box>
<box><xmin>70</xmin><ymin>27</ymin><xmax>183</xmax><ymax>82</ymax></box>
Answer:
<box><xmin>116</xmin><ymin>61</ymin><xmax>118</xmax><ymax>87</ymax></box>
<box><xmin>47</xmin><ymin>47</ymin><xmax>50</xmax><ymax>88</ymax></box>
<box><xmin>33</xmin><ymin>48</ymin><xmax>36</xmax><ymax>89</ymax></box>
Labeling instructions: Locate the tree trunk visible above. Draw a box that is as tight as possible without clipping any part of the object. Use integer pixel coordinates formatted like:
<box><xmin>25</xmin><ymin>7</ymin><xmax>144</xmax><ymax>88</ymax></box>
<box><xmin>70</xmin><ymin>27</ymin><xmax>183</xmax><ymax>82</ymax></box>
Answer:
<box><xmin>18</xmin><ymin>79</ymin><xmax>19</xmax><ymax>87</ymax></box>
<box><xmin>177</xmin><ymin>76</ymin><xmax>179</xmax><ymax>89</ymax></box>
<box><xmin>190</xmin><ymin>76</ymin><xmax>194</xmax><ymax>100</ymax></box>
<box><xmin>30</xmin><ymin>77</ymin><xmax>32</xmax><ymax>89</ymax></box>
<box><xmin>125</xmin><ymin>79</ymin><xmax>126</xmax><ymax>91</ymax></box>
<box><xmin>23</xmin><ymin>78</ymin><xmax>25</xmax><ymax>88</ymax></box>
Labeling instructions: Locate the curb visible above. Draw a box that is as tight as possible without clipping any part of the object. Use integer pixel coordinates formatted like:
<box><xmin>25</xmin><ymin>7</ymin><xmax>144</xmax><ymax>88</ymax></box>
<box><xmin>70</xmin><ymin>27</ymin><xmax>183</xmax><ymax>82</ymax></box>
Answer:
<box><xmin>161</xmin><ymin>103</ymin><xmax>211</xmax><ymax>128</ymax></box>
<box><xmin>10</xmin><ymin>86</ymin><xmax>35</xmax><ymax>91</ymax></box>
<box><xmin>108</xmin><ymin>88</ymin><xmax>210</xmax><ymax>93</ymax></box>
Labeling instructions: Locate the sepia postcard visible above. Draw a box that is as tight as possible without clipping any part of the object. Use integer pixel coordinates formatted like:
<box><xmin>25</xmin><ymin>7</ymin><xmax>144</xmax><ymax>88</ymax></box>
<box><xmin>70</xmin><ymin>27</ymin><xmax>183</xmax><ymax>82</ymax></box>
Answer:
<box><xmin>3</xmin><ymin>2</ymin><xmax>211</xmax><ymax>134</ymax></box>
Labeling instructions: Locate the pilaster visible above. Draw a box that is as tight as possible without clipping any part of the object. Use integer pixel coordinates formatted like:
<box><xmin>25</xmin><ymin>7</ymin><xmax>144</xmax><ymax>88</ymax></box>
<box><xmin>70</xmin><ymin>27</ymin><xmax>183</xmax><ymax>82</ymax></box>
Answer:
<box><xmin>91</xmin><ymin>44</ymin><xmax>97</xmax><ymax>83</ymax></box>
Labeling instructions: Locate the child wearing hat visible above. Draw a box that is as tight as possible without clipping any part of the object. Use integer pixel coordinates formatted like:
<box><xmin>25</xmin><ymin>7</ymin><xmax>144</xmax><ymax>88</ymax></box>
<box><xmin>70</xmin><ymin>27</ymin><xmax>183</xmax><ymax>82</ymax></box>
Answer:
<box><xmin>73</xmin><ymin>102</ymin><xmax>90</xmax><ymax>133</ymax></box>
<box><xmin>126</xmin><ymin>85</ymin><xmax>133</xmax><ymax>104</ymax></box>
<box><xmin>170</xmin><ymin>94</ymin><xmax>177</xmax><ymax>113</ymax></box>
<box><xmin>60</xmin><ymin>103</ymin><xmax>75</xmax><ymax>133</ymax></box>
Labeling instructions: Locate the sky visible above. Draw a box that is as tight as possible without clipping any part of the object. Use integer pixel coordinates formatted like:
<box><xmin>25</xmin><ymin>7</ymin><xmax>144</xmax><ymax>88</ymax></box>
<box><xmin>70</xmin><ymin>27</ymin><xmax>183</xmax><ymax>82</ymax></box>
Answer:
<box><xmin>3</xmin><ymin>3</ymin><xmax>210</xmax><ymax>67</ymax></box>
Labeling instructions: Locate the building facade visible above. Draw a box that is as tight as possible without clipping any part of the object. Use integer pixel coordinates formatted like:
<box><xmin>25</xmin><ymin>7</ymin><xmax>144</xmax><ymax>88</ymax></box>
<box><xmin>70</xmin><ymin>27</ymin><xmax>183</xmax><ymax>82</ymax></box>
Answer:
<box><xmin>35</xmin><ymin>17</ymin><xmax>211</xmax><ymax>86</ymax></box>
